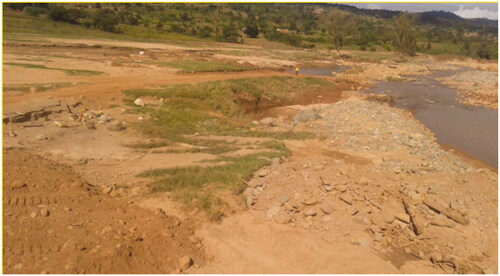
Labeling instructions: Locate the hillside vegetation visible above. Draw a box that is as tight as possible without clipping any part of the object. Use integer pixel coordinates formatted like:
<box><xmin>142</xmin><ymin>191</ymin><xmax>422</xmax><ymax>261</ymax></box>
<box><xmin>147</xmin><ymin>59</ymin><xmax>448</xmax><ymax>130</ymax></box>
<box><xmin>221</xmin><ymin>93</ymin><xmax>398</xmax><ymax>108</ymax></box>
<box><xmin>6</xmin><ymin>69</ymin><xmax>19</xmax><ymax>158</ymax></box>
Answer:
<box><xmin>4</xmin><ymin>3</ymin><xmax>498</xmax><ymax>59</ymax></box>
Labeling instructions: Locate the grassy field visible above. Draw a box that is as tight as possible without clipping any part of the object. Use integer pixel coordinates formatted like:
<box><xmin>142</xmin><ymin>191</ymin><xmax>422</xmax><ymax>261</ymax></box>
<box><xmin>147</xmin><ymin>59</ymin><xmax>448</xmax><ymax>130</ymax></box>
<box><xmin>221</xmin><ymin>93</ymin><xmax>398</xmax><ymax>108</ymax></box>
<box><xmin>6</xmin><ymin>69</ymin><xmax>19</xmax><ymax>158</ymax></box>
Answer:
<box><xmin>125</xmin><ymin>76</ymin><xmax>330</xmax><ymax>219</ymax></box>
<box><xmin>164</xmin><ymin>60</ymin><xmax>253</xmax><ymax>73</ymax></box>
<box><xmin>3</xmin><ymin>82</ymin><xmax>81</xmax><ymax>93</ymax></box>
<box><xmin>3</xmin><ymin>11</ymin><xmax>207</xmax><ymax>45</ymax></box>
<box><xmin>4</xmin><ymin>62</ymin><xmax>103</xmax><ymax>76</ymax></box>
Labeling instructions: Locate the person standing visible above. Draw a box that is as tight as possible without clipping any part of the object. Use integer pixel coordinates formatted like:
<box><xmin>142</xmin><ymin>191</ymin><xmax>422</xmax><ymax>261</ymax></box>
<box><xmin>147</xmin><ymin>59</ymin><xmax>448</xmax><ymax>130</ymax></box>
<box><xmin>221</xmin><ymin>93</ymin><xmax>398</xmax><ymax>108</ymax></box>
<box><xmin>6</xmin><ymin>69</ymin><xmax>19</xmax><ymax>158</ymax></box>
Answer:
<box><xmin>295</xmin><ymin>66</ymin><xmax>299</xmax><ymax>75</ymax></box>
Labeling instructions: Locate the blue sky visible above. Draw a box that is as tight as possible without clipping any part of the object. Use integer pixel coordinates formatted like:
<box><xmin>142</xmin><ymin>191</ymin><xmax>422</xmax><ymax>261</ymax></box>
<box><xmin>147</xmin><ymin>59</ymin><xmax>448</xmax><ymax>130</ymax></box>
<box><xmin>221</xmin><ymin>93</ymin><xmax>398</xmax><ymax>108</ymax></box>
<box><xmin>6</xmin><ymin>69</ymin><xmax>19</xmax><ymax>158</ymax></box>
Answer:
<box><xmin>346</xmin><ymin>3</ymin><xmax>498</xmax><ymax>20</ymax></box>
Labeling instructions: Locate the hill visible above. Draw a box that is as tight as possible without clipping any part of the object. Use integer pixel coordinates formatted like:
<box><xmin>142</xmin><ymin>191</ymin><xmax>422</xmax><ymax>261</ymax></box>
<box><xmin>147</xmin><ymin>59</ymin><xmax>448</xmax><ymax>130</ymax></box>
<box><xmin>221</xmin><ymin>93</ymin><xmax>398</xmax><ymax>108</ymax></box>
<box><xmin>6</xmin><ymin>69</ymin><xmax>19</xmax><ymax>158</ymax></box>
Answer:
<box><xmin>3</xmin><ymin>3</ymin><xmax>498</xmax><ymax>59</ymax></box>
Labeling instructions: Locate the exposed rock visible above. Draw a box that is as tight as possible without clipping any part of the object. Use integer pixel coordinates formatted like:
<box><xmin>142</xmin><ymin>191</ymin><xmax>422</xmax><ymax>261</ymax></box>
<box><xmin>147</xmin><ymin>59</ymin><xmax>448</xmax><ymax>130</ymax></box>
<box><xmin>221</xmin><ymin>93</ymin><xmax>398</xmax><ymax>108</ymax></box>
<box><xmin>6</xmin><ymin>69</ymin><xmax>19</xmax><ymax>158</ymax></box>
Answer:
<box><xmin>107</xmin><ymin>120</ymin><xmax>125</xmax><ymax>131</ymax></box>
<box><xmin>98</xmin><ymin>114</ymin><xmax>112</xmax><ymax>123</ymax></box>
<box><xmin>179</xmin><ymin>256</ymin><xmax>193</xmax><ymax>271</ymax></box>
<box><xmin>258</xmin><ymin>168</ymin><xmax>271</xmax><ymax>177</ymax></box>
<box><xmin>134</xmin><ymin>98</ymin><xmax>145</xmax><ymax>107</ymax></box>
<box><xmin>245</xmin><ymin>195</ymin><xmax>253</xmax><ymax>209</ymax></box>
<box><xmin>260</xmin><ymin>117</ymin><xmax>277</xmax><ymax>127</ymax></box>
<box><xmin>320</xmin><ymin>201</ymin><xmax>335</xmax><ymax>214</ymax></box>
<box><xmin>303</xmin><ymin>208</ymin><xmax>317</xmax><ymax>217</ymax></box>
<box><xmin>273</xmin><ymin>211</ymin><xmax>292</xmax><ymax>224</ymax></box>
<box><xmin>340</xmin><ymin>194</ymin><xmax>353</xmax><ymax>205</ymax></box>
<box><xmin>35</xmin><ymin>134</ymin><xmax>48</xmax><ymax>140</ymax></box>
<box><xmin>102</xmin><ymin>187</ymin><xmax>113</xmax><ymax>194</ymax></box>
<box><xmin>40</xmin><ymin>208</ymin><xmax>50</xmax><ymax>217</ymax></box>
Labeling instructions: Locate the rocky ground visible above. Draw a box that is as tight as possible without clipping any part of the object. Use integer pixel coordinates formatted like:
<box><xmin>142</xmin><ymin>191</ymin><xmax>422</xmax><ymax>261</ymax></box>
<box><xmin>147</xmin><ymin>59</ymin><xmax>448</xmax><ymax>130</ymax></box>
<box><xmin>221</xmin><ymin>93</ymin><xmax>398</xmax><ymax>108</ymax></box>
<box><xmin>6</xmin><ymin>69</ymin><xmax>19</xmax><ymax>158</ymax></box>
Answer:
<box><xmin>438</xmin><ymin>70</ymin><xmax>498</xmax><ymax>109</ymax></box>
<box><xmin>236</xmin><ymin>98</ymin><xmax>498</xmax><ymax>274</ymax></box>
<box><xmin>2</xmin><ymin>37</ymin><xmax>498</xmax><ymax>274</ymax></box>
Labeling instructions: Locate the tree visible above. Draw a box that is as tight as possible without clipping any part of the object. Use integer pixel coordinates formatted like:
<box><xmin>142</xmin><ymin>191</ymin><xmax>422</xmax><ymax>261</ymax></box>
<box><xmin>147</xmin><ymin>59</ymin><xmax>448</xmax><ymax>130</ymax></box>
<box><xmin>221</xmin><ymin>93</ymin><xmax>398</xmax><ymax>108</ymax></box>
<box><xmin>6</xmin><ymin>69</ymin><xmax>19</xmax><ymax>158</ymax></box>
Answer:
<box><xmin>244</xmin><ymin>22</ymin><xmax>259</xmax><ymax>38</ymax></box>
<box><xmin>93</xmin><ymin>9</ymin><xmax>121</xmax><ymax>33</ymax></box>
<box><xmin>322</xmin><ymin>9</ymin><xmax>351</xmax><ymax>54</ymax></box>
<box><xmin>461</xmin><ymin>41</ymin><xmax>471</xmax><ymax>56</ymax></box>
<box><xmin>391</xmin><ymin>13</ymin><xmax>417</xmax><ymax>56</ymax></box>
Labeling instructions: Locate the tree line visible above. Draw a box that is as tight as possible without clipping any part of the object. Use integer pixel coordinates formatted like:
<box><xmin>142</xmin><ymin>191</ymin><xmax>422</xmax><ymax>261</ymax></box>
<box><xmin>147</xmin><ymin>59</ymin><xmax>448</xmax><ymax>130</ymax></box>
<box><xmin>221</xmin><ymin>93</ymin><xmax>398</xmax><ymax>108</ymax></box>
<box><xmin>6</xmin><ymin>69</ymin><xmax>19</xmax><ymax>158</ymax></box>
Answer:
<box><xmin>5</xmin><ymin>3</ymin><xmax>497</xmax><ymax>59</ymax></box>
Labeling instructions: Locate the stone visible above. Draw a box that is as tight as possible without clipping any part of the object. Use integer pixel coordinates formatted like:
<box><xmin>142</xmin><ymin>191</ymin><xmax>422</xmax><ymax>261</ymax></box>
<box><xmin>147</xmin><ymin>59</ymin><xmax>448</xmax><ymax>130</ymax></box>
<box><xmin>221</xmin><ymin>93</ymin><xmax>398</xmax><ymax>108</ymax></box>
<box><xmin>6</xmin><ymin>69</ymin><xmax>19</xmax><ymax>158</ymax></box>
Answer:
<box><xmin>245</xmin><ymin>196</ymin><xmax>253</xmax><ymax>209</ymax></box>
<box><xmin>30</xmin><ymin>212</ymin><xmax>38</xmax><ymax>218</ymax></box>
<box><xmin>258</xmin><ymin>168</ymin><xmax>271</xmax><ymax>177</ymax></box>
<box><xmin>134</xmin><ymin>98</ymin><xmax>145</xmax><ymax>107</ymax></box>
<box><xmin>356</xmin><ymin>177</ymin><xmax>370</xmax><ymax>186</ymax></box>
<box><xmin>273</xmin><ymin>211</ymin><xmax>291</xmax><ymax>224</ymax></box>
<box><xmin>40</xmin><ymin>208</ymin><xmax>50</xmax><ymax>217</ymax></box>
<box><xmin>320</xmin><ymin>201</ymin><xmax>335</xmax><ymax>214</ymax></box>
<box><xmin>189</xmin><ymin>236</ymin><xmax>199</xmax><ymax>244</ymax></box>
<box><xmin>98</xmin><ymin>114</ymin><xmax>112</xmax><ymax>123</ymax></box>
<box><xmin>271</xmin><ymin>158</ymin><xmax>280</xmax><ymax>167</ymax></box>
<box><xmin>7</xmin><ymin>130</ymin><xmax>17</xmax><ymax>137</ymax></box>
<box><xmin>340</xmin><ymin>194</ymin><xmax>353</xmax><ymax>205</ymax></box>
<box><xmin>303</xmin><ymin>208</ymin><xmax>317</xmax><ymax>217</ymax></box>
<box><xmin>85</xmin><ymin>121</ymin><xmax>96</xmax><ymax>129</ymax></box>
<box><xmin>102</xmin><ymin>187</ymin><xmax>113</xmax><ymax>194</ymax></box>
<box><xmin>267</xmin><ymin>206</ymin><xmax>281</xmax><ymax>218</ymax></box>
<box><xmin>336</xmin><ymin>185</ymin><xmax>348</xmax><ymax>192</ymax></box>
<box><xmin>11</xmin><ymin>181</ymin><xmax>27</xmax><ymax>189</ymax></box>
<box><xmin>35</xmin><ymin>134</ymin><xmax>48</xmax><ymax>140</ymax></box>
<box><xmin>301</xmin><ymin>197</ymin><xmax>319</xmax><ymax>206</ymax></box>
<box><xmin>349</xmin><ymin>231</ymin><xmax>372</xmax><ymax>248</ymax></box>
<box><xmin>107</xmin><ymin>120</ymin><xmax>124</xmax><ymax>131</ymax></box>
<box><xmin>260</xmin><ymin>117</ymin><xmax>277</xmax><ymax>127</ymax></box>
<box><xmin>179</xmin><ymin>256</ymin><xmax>193</xmax><ymax>271</ymax></box>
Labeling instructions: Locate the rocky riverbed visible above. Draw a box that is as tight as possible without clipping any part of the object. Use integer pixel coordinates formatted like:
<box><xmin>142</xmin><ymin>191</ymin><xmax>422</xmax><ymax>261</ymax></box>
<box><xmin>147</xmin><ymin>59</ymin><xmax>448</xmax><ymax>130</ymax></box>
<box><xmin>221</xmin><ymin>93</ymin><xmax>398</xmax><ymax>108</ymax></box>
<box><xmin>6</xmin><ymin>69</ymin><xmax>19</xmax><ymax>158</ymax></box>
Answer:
<box><xmin>244</xmin><ymin>98</ymin><xmax>497</xmax><ymax>274</ymax></box>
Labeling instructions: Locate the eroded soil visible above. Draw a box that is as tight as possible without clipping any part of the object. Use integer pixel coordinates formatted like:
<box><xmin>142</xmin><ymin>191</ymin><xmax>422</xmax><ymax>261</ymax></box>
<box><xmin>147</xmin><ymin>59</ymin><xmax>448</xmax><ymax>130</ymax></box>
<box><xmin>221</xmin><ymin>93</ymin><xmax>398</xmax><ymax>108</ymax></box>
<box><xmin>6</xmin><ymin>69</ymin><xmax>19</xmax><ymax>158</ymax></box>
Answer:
<box><xmin>3</xmin><ymin>37</ymin><xmax>498</xmax><ymax>274</ymax></box>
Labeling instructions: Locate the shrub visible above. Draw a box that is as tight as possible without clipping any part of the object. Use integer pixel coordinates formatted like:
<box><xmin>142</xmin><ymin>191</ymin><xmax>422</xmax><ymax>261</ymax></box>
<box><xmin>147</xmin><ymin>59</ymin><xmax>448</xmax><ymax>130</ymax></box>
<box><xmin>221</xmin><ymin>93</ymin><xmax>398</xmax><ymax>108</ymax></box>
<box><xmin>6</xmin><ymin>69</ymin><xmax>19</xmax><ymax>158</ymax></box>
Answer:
<box><xmin>93</xmin><ymin>9</ymin><xmax>121</xmax><ymax>33</ymax></box>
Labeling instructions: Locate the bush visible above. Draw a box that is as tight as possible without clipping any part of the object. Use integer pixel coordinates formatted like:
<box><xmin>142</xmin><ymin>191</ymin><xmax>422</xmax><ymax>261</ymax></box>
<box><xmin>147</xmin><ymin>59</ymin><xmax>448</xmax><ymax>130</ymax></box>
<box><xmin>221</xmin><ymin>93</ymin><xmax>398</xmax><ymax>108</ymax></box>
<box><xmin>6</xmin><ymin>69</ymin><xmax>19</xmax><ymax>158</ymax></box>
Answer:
<box><xmin>217</xmin><ymin>25</ymin><xmax>242</xmax><ymax>43</ymax></box>
<box><xmin>48</xmin><ymin>6</ymin><xmax>86</xmax><ymax>24</ymax></box>
<box><xmin>244</xmin><ymin>23</ymin><xmax>259</xmax><ymax>38</ymax></box>
<box><xmin>93</xmin><ymin>9</ymin><xmax>121</xmax><ymax>33</ymax></box>
<box><xmin>264</xmin><ymin>29</ymin><xmax>316</xmax><ymax>49</ymax></box>
<box><xmin>23</xmin><ymin>6</ymin><xmax>47</xmax><ymax>17</ymax></box>
<box><xmin>198</xmin><ymin>26</ymin><xmax>214</xmax><ymax>38</ymax></box>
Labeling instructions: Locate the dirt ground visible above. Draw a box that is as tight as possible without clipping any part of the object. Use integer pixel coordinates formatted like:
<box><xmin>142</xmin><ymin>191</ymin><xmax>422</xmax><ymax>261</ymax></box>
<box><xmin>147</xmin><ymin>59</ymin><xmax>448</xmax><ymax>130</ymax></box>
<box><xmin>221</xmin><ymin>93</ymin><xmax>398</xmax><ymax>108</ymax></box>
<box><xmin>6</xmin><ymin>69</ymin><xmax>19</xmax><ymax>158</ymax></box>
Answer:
<box><xmin>3</xmin><ymin>38</ymin><xmax>498</xmax><ymax>274</ymax></box>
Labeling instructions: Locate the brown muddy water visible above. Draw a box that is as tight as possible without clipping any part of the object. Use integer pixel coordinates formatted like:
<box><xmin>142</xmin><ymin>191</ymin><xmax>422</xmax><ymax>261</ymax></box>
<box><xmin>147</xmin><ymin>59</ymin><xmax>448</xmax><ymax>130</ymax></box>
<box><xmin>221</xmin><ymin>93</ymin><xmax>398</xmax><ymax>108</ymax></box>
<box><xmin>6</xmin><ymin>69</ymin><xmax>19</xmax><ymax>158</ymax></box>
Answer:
<box><xmin>369</xmin><ymin>70</ymin><xmax>498</xmax><ymax>168</ymax></box>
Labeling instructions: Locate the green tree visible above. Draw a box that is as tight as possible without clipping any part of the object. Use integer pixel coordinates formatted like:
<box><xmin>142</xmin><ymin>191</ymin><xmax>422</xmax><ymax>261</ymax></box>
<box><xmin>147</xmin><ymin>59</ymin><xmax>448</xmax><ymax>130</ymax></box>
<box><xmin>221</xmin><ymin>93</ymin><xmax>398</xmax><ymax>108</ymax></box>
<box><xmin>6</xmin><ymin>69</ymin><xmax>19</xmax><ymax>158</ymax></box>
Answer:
<box><xmin>322</xmin><ymin>9</ymin><xmax>351</xmax><ymax>54</ymax></box>
<box><xmin>93</xmin><ymin>9</ymin><xmax>121</xmax><ymax>33</ymax></box>
<box><xmin>461</xmin><ymin>41</ymin><xmax>472</xmax><ymax>56</ymax></box>
<box><xmin>244</xmin><ymin>22</ymin><xmax>259</xmax><ymax>38</ymax></box>
<box><xmin>391</xmin><ymin>13</ymin><xmax>417</xmax><ymax>56</ymax></box>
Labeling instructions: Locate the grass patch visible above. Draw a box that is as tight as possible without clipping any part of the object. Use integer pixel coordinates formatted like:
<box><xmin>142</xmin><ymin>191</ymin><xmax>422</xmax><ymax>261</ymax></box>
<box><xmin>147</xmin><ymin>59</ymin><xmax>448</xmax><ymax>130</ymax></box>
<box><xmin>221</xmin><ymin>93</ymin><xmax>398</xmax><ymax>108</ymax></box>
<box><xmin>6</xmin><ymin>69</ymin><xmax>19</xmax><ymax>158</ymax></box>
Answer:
<box><xmin>4</xmin><ymin>62</ymin><xmax>103</xmax><ymax>76</ymax></box>
<box><xmin>124</xmin><ymin>76</ymin><xmax>329</xmax><ymax>142</ymax></box>
<box><xmin>165</xmin><ymin>60</ymin><xmax>252</xmax><ymax>73</ymax></box>
<box><xmin>3</xmin><ymin>82</ymin><xmax>81</xmax><ymax>93</ymax></box>
<box><xmin>140</xmin><ymin>140</ymin><xmax>289</xmax><ymax>221</ymax></box>
<box><xmin>126</xmin><ymin>76</ymin><xmax>328</xmax><ymax>219</ymax></box>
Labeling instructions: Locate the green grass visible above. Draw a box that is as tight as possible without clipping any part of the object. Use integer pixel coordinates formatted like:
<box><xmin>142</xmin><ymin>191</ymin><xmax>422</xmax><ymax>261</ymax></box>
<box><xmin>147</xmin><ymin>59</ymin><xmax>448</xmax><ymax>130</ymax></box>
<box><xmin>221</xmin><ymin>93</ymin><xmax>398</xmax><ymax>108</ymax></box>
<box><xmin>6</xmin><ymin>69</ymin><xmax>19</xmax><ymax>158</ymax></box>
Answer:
<box><xmin>124</xmin><ymin>76</ymin><xmax>328</xmax><ymax>219</ymax></box>
<box><xmin>164</xmin><ymin>60</ymin><xmax>252</xmax><ymax>73</ymax></box>
<box><xmin>3</xmin><ymin>11</ymin><xmax>207</xmax><ymax>45</ymax></box>
<box><xmin>124</xmin><ymin>76</ymin><xmax>330</xmax><ymax>141</ymax></box>
<box><xmin>4</xmin><ymin>62</ymin><xmax>103</xmax><ymax>76</ymax></box>
<box><xmin>140</xmin><ymin>140</ymin><xmax>289</xmax><ymax>221</ymax></box>
<box><xmin>3</xmin><ymin>82</ymin><xmax>80</xmax><ymax>93</ymax></box>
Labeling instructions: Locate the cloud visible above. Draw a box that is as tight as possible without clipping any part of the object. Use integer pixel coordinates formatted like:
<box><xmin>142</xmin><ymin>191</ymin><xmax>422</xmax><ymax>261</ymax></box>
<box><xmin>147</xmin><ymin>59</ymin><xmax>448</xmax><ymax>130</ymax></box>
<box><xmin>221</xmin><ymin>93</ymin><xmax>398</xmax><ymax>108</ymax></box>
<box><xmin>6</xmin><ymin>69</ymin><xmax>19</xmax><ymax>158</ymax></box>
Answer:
<box><xmin>366</xmin><ymin>3</ymin><xmax>382</xmax><ymax>10</ymax></box>
<box><xmin>454</xmin><ymin>5</ymin><xmax>498</xmax><ymax>20</ymax></box>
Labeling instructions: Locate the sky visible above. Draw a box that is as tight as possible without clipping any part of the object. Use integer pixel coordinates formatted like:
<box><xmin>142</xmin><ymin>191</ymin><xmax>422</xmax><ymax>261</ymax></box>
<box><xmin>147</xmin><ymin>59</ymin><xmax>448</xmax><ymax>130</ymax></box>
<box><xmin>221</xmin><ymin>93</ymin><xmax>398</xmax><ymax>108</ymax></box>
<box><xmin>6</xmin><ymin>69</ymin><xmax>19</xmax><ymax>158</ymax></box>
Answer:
<box><xmin>346</xmin><ymin>3</ymin><xmax>498</xmax><ymax>20</ymax></box>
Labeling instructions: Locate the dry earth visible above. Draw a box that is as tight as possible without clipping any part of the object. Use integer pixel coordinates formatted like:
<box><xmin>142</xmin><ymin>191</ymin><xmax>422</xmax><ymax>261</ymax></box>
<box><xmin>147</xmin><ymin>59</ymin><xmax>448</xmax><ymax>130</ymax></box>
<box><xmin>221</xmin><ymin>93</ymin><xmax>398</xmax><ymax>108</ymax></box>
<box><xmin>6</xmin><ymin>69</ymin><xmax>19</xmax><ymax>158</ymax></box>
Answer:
<box><xmin>2</xmin><ymin>38</ymin><xmax>498</xmax><ymax>274</ymax></box>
